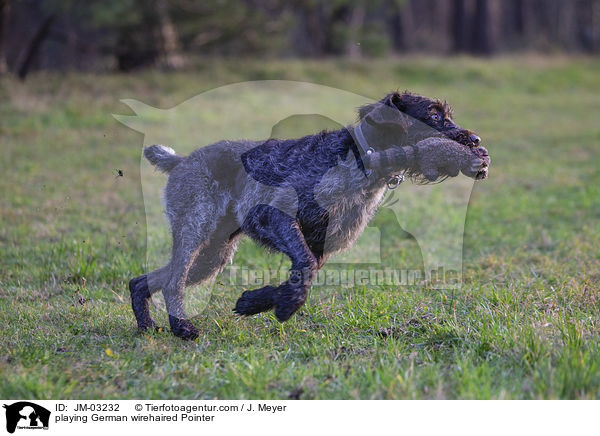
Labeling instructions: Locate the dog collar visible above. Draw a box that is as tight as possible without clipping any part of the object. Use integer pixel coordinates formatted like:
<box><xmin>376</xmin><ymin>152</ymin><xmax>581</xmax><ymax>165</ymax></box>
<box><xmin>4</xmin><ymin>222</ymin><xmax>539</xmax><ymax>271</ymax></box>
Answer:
<box><xmin>354</xmin><ymin>122</ymin><xmax>406</xmax><ymax>189</ymax></box>
<box><xmin>353</xmin><ymin>122</ymin><xmax>374</xmax><ymax>156</ymax></box>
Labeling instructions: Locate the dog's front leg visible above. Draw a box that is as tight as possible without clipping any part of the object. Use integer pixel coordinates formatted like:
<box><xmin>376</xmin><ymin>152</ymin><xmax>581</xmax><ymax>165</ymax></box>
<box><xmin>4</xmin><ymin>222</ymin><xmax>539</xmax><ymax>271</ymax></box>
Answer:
<box><xmin>234</xmin><ymin>205</ymin><xmax>318</xmax><ymax>322</ymax></box>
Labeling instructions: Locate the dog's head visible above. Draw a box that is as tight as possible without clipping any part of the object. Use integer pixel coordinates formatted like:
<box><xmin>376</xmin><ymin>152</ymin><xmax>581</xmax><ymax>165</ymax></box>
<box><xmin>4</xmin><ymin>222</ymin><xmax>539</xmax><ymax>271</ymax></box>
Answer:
<box><xmin>358</xmin><ymin>91</ymin><xmax>489</xmax><ymax>182</ymax></box>
<box><xmin>358</xmin><ymin>91</ymin><xmax>483</xmax><ymax>148</ymax></box>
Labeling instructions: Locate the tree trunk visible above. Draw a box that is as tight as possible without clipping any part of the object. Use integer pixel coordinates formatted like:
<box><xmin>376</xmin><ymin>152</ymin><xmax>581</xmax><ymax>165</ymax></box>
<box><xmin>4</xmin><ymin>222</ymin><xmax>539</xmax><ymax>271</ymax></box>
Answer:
<box><xmin>345</xmin><ymin>3</ymin><xmax>365</xmax><ymax>56</ymax></box>
<box><xmin>471</xmin><ymin>0</ymin><xmax>492</xmax><ymax>54</ymax></box>
<box><xmin>512</xmin><ymin>0</ymin><xmax>525</xmax><ymax>35</ymax></box>
<box><xmin>0</xmin><ymin>0</ymin><xmax>9</xmax><ymax>74</ymax></box>
<box><xmin>156</xmin><ymin>0</ymin><xmax>185</xmax><ymax>69</ymax></box>
<box><xmin>451</xmin><ymin>0</ymin><xmax>468</xmax><ymax>52</ymax></box>
<box><xmin>389</xmin><ymin>4</ymin><xmax>404</xmax><ymax>51</ymax></box>
<box><xmin>398</xmin><ymin>0</ymin><xmax>415</xmax><ymax>51</ymax></box>
<box><xmin>576</xmin><ymin>0</ymin><xmax>600</xmax><ymax>53</ymax></box>
<box><xmin>18</xmin><ymin>13</ymin><xmax>55</xmax><ymax>80</ymax></box>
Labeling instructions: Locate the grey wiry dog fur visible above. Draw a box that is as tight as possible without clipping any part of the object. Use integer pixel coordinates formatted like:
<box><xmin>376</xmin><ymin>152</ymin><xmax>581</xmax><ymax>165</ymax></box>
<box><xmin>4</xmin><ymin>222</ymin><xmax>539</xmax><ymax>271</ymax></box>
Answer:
<box><xmin>129</xmin><ymin>91</ymin><xmax>490</xmax><ymax>340</ymax></box>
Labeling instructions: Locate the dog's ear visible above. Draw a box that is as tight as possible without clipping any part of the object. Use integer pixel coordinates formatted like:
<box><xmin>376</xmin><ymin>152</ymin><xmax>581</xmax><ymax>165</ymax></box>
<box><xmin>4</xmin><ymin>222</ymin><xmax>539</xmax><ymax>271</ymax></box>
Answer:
<box><xmin>357</xmin><ymin>102</ymin><xmax>378</xmax><ymax>121</ymax></box>
<box><xmin>358</xmin><ymin>94</ymin><xmax>411</xmax><ymax>131</ymax></box>
<box><xmin>386</xmin><ymin>92</ymin><xmax>406</xmax><ymax>112</ymax></box>
<box><xmin>358</xmin><ymin>92</ymin><xmax>404</xmax><ymax>120</ymax></box>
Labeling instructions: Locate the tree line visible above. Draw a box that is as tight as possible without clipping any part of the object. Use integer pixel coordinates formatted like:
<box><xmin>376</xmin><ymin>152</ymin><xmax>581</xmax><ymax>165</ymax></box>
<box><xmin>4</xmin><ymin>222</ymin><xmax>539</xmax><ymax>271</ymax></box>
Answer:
<box><xmin>1</xmin><ymin>0</ymin><xmax>599</xmax><ymax>78</ymax></box>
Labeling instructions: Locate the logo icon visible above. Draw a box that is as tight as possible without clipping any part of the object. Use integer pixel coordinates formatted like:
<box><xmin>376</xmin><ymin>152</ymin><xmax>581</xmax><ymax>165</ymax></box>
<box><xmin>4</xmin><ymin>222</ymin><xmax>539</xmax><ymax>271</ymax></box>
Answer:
<box><xmin>3</xmin><ymin>402</ymin><xmax>50</xmax><ymax>434</ymax></box>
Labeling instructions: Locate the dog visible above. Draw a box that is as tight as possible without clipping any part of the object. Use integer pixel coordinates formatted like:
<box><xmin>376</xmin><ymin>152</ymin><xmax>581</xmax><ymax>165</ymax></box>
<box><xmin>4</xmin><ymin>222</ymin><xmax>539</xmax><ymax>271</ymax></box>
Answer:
<box><xmin>129</xmin><ymin>91</ymin><xmax>490</xmax><ymax>340</ymax></box>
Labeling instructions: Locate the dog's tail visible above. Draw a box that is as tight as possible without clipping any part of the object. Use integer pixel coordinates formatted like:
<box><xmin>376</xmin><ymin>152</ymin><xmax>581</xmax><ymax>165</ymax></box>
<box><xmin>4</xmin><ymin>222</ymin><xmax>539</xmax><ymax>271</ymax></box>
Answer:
<box><xmin>143</xmin><ymin>145</ymin><xmax>183</xmax><ymax>173</ymax></box>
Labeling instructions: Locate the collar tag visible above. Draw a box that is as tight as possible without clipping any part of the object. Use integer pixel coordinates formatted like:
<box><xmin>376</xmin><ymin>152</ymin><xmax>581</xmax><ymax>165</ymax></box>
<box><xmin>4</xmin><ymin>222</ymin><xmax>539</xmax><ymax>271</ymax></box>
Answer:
<box><xmin>387</xmin><ymin>172</ymin><xmax>405</xmax><ymax>190</ymax></box>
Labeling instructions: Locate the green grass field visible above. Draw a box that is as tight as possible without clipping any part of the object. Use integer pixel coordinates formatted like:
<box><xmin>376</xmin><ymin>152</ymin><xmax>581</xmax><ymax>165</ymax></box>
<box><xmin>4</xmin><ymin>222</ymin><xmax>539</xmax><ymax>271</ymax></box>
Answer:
<box><xmin>1</xmin><ymin>56</ymin><xmax>599</xmax><ymax>399</ymax></box>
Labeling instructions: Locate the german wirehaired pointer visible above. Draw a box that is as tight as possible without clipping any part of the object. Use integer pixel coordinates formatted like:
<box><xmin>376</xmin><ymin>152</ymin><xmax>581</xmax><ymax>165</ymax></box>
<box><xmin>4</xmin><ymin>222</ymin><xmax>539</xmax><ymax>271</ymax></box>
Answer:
<box><xmin>129</xmin><ymin>91</ymin><xmax>490</xmax><ymax>339</ymax></box>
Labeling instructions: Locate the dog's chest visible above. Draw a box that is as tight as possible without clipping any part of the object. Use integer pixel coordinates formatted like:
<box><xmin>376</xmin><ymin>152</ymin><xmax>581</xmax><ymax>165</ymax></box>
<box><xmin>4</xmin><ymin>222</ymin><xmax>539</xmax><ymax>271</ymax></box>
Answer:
<box><xmin>305</xmin><ymin>160</ymin><xmax>387</xmax><ymax>253</ymax></box>
<box><xmin>318</xmin><ymin>184</ymin><xmax>386</xmax><ymax>253</ymax></box>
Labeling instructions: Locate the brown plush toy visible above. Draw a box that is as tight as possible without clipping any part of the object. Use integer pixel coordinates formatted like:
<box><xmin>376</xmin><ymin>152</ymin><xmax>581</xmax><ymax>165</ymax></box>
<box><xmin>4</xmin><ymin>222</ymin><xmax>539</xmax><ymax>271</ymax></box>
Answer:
<box><xmin>414</xmin><ymin>137</ymin><xmax>490</xmax><ymax>181</ymax></box>
<box><xmin>364</xmin><ymin>137</ymin><xmax>490</xmax><ymax>182</ymax></box>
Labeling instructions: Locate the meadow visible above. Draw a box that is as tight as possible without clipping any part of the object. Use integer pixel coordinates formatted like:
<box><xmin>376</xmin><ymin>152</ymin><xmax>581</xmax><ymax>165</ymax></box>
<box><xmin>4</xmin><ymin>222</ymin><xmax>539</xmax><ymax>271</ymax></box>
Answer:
<box><xmin>1</xmin><ymin>56</ymin><xmax>599</xmax><ymax>399</ymax></box>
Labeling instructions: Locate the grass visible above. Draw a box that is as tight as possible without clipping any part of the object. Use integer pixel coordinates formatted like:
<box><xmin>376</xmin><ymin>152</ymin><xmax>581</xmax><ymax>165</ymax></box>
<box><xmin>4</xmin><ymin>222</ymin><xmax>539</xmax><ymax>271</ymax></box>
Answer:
<box><xmin>1</xmin><ymin>56</ymin><xmax>600</xmax><ymax>399</ymax></box>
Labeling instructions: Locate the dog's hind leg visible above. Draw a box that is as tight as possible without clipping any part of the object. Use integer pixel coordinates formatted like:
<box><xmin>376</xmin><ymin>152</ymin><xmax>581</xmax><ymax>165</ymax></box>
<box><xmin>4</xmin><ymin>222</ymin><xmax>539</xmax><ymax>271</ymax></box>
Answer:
<box><xmin>185</xmin><ymin>214</ymin><xmax>242</xmax><ymax>286</ymax></box>
<box><xmin>130</xmin><ymin>232</ymin><xmax>224</xmax><ymax>338</ymax></box>
<box><xmin>129</xmin><ymin>263</ymin><xmax>172</xmax><ymax>331</ymax></box>
<box><xmin>159</xmin><ymin>223</ymin><xmax>214</xmax><ymax>340</ymax></box>
<box><xmin>129</xmin><ymin>274</ymin><xmax>156</xmax><ymax>331</ymax></box>
<box><xmin>234</xmin><ymin>205</ymin><xmax>318</xmax><ymax>322</ymax></box>
<box><xmin>129</xmin><ymin>264</ymin><xmax>170</xmax><ymax>331</ymax></box>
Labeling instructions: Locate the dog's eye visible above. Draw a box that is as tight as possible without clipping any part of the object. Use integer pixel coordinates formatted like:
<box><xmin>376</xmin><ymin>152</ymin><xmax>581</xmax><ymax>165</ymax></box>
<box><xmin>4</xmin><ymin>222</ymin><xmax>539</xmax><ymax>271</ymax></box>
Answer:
<box><xmin>430</xmin><ymin>113</ymin><xmax>441</xmax><ymax>122</ymax></box>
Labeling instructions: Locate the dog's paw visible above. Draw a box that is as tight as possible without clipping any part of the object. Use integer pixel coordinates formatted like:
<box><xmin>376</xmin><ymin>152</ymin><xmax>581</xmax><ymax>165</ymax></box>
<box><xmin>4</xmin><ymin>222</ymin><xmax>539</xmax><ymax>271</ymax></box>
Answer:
<box><xmin>168</xmin><ymin>315</ymin><xmax>199</xmax><ymax>340</ymax></box>
<box><xmin>233</xmin><ymin>286</ymin><xmax>277</xmax><ymax>316</ymax></box>
<box><xmin>273</xmin><ymin>286</ymin><xmax>307</xmax><ymax>323</ymax></box>
<box><xmin>274</xmin><ymin>304</ymin><xmax>298</xmax><ymax>323</ymax></box>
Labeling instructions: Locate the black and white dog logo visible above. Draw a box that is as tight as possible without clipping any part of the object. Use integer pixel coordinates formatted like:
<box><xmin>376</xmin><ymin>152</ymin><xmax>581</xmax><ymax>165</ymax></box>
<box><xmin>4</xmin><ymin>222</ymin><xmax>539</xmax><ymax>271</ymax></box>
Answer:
<box><xmin>3</xmin><ymin>402</ymin><xmax>50</xmax><ymax>433</ymax></box>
